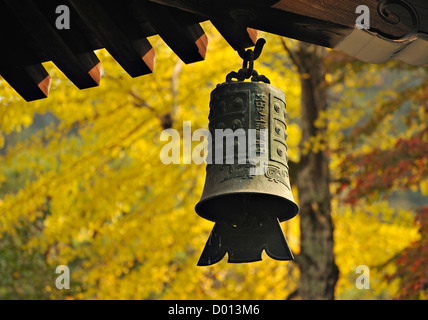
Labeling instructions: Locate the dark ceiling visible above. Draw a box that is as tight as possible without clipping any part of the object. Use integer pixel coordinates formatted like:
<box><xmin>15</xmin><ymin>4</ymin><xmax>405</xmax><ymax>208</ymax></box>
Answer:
<box><xmin>0</xmin><ymin>0</ymin><xmax>427</xmax><ymax>101</ymax></box>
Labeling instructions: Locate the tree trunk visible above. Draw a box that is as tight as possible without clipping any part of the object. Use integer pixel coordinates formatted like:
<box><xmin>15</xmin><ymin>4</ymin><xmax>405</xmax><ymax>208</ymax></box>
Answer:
<box><xmin>286</xmin><ymin>41</ymin><xmax>339</xmax><ymax>299</ymax></box>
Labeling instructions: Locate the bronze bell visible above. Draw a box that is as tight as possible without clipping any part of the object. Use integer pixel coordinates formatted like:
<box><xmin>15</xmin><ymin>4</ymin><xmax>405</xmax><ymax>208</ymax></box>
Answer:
<box><xmin>196</xmin><ymin>42</ymin><xmax>299</xmax><ymax>266</ymax></box>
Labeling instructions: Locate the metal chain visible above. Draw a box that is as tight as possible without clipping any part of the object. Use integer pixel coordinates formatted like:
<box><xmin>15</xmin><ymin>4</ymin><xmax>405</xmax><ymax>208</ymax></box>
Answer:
<box><xmin>226</xmin><ymin>38</ymin><xmax>270</xmax><ymax>84</ymax></box>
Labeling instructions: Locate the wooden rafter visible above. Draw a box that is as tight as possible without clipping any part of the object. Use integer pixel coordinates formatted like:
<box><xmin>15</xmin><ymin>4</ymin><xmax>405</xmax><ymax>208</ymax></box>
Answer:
<box><xmin>0</xmin><ymin>0</ymin><xmax>427</xmax><ymax>101</ymax></box>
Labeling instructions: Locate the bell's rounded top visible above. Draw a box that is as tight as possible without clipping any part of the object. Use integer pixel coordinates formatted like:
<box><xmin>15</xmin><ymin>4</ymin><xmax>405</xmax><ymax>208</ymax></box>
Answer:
<box><xmin>213</xmin><ymin>80</ymin><xmax>285</xmax><ymax>99</ymax></box>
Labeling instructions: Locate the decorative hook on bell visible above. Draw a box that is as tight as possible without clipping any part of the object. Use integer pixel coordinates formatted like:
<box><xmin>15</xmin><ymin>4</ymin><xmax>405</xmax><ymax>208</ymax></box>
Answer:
<box><xmin>237</xmin><ymin>37</ymin><xmax>265</xmax><ymax>65</ymax></box>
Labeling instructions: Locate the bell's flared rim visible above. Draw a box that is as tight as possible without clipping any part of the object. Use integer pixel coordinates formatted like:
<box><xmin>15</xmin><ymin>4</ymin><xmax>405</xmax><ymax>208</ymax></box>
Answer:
<box><xmin>195</xmin><ymin>191</ymin><xmax>299</xmax><ymax>224</ymax></box>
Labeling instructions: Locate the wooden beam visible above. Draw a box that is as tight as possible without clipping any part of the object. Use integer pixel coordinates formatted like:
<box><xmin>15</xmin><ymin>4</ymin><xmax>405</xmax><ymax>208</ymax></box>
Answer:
<box><xmin>37</xmin><ymin>0</ymin><xmax>103</xmax><ymax>58</ymax></box>
<box><xmin>0</xmin><ymin>2</ymin><xmax>44</xmax><ymax>67</ymax></box>
<box><xmin>0</xmin><ymin>65</ymin><xmax>52</xmax><ymax>101</ymax></box>
<box><xmin>69</xmin><ymin>0</ymin><xmax>155</xmax><ymax>78</ymax></box>
<box><xmin>250</xmin><ymin>7</ymin><xmax>352</xmax><ymax>49</ymax></box>
<box><xmin>211</xmin><ymin>16</ymin><xmax>258</xmax><ymax>51</ymax></box>
<box><xmin>1</xmin><ymin>0</ymin><xmax>427</xmax><ymax>103</ymax></box>
<box><xmin>136</xmin><ymin>0</ymin><xmax>208</xmax><ymax>64</ymax></box>
<box><xmin>0</xmin><ymin>2</ymin><xmax>52</xmax><ymax>101</ymax></box>
<box><xmin>3</xmin><ymin>0</ymin><xmax>101</xmax><ymax>89</ymax></box>
<box><xmin>147</xmin><ymin>0</ymin><xmax>428</xmax><ymax>46</ymax></box>
<box><xmin>271</xmin><ymin>0</ymin><xmax>423</xmax><ymax>39</ymax></box>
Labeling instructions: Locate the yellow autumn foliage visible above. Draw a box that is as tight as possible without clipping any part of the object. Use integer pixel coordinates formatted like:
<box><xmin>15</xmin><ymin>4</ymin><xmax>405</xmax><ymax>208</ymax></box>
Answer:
<box><xmin>0</xmin><ymin>23</ymin><xmax>420</xmax><ymax>299</ymax></box>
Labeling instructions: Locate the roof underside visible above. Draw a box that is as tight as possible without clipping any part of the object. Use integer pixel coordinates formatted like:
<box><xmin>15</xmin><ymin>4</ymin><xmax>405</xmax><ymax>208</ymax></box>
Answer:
<box><xmin>1</xmin><ymin>0</ymin><xmax>427</xmax><ymax>101</ymax></box>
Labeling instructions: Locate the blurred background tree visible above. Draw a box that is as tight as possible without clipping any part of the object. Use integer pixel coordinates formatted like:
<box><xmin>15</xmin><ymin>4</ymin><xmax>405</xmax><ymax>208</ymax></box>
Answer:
<box><xmin>0</xmin><ymin>23</ymin><xmax>426</xmax><ymax>299</ymax></box>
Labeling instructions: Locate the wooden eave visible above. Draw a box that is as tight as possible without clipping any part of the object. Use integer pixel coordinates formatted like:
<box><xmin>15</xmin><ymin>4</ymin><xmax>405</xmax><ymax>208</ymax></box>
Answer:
<box><xmin>0</xmin><ymin>0</ymin><xmax>427</xmax><ymax>101</ymax></box>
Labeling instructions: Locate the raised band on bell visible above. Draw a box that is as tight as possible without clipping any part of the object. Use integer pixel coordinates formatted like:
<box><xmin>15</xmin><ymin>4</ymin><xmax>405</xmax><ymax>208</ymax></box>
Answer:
<box><xmin>195</xmin><ymin>39</ymin><xmax>299</xmax><ymax>266</ymax></box>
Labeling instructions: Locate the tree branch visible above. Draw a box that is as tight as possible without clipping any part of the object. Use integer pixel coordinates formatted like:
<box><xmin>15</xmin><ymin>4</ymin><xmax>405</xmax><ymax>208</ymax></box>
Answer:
<box><xmin>280</xmin><ymin>38</ymin><xmax>302</xmax><ymax>72</ymax></box>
